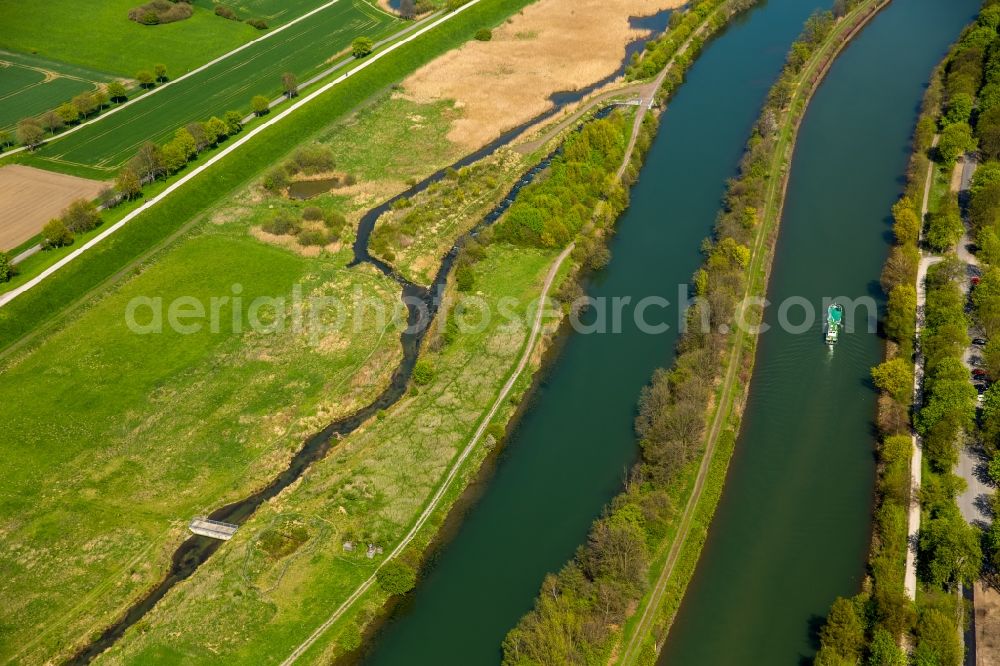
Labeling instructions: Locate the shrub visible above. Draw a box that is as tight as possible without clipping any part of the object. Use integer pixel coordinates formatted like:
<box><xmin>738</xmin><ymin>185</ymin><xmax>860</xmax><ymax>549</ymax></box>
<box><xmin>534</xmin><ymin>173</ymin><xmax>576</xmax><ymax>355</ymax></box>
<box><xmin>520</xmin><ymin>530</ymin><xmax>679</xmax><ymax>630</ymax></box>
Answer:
<box><xmin>302</xmin><ymin>206</ymin><xmax>324</xmax><ymax>221</ymax></box>
<box><xmin>128</xmin><ymin>0</ymin><xmax>192</xmax><ymax>25</ymax></box>
<box><xmin>375</xmin><ymin>561</ymin><xmax>416</xmax><ymax>596</ymax></box>
<box><xmin>41</xmin><ymin>219</ymin><xmax>73</xmax><ymax>249</ymax></box>
<box><xmin>63</xmin><ymin>199</ymin><xmax>101</xmax><ymax>233</ymax></box>
<box><xmin>323</xmin><ymin>210</ymin><xmax>347</xmax><ymax>235</ymax></box>
<box><xmin>474</xmin><ymin>28</ymin><xmax>492</xmax><ymax>41</ymax></box>
<box><xmin>261</xmin><ymin>211</ymin><xmax>300</xmax><ymax>235</ymax></box>
<box><xmin>215</xmin><ymin>4</ymin><xmax>237</xmax><ymax>19</ymax></box>
<box><xmin>296</xmin><ymin>227</ymin><xmax>331</xmax><ymax>246</ymax></box>
<box><xmin>246</xmin><ymin>18</ymin><xmax>268</xmax><ymax>29</ymax></box>
<box><xmin>262</xmin><ymin>167</ymin><xmax>289</xmax><ymax>193</ymax></box>
<box><xmin>412</xmin><ymin>359</ymin><xmax>435</xmax><ymax>385</ymax></box>
<box><xmin>0</xmin><ymin>252</ymin><xmax>14</xmax><ymax>283</ymax></box>
<box><xmin>288</xmin><ymin>144</ymin><xmax>334</xmax><ymax>174</ymax></box>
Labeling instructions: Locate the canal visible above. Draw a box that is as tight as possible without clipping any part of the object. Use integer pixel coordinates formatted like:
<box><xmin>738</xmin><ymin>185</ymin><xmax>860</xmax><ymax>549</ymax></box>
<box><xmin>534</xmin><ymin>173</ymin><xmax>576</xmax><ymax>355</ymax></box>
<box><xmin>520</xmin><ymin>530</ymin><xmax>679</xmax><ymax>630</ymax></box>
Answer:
<box><xmin>658</xmin><ymin>0</ymin><xmax>980</xmax><ymax>664</ymax></box>
<box><xmin>360</xmin><ymin>0</ymin><xmax>828</xmax><ymax>663</ymax></box>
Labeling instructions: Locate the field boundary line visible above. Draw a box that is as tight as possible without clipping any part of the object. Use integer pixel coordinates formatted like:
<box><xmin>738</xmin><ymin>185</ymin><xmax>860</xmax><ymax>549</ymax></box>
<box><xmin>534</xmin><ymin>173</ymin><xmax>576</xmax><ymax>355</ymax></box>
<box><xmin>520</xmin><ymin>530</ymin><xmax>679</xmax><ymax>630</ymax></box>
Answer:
<box><xmin>0</xmin><ymin>0</ymin><xmax>482</xmax><ymax>309</ymax></box>
<box><xmin>278</xmin><ymin>242</ymin><xmax>573</xmax><ymax>665</ymax></box>
<box><xmin>0</xmin><ymin>0</ymin><xmax>355</xmax><ymax>159</ymax></box>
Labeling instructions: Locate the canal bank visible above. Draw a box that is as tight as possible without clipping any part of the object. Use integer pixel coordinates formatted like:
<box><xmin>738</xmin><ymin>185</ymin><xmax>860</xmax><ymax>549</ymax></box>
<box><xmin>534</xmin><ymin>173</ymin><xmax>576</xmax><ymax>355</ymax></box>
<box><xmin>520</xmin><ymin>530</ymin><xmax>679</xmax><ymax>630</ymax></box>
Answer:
<box><xmin>657</xmin><ymin>1</ymin><xmax>982</xmax><ymax>664</ymax></box>
<box><xmin>358</xmin><ymin>0</ymin><xmax>828</xmax><ymax>663</ymax></box>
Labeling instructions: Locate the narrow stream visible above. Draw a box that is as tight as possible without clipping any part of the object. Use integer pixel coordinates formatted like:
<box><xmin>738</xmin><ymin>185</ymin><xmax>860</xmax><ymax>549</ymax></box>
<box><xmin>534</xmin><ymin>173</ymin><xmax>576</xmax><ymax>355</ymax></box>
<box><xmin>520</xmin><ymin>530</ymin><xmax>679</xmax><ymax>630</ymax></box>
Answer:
<box><xmin>358</xmin><ymin>1</ymin><xmax>829</xmax><ymax>663</ymax></box>
<box><xmin>658</xmin><ymin>1</ymin><xmax>981</xmax><ymax>664</ymax></box>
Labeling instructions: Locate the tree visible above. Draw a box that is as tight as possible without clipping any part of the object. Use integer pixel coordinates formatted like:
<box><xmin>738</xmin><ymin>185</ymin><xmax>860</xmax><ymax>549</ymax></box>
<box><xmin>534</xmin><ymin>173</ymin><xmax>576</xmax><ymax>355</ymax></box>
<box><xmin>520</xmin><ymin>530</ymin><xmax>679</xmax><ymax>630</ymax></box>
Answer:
<box><xmin>937</xmin><ymin>121</ymin><xmax>975</xmax><ymax>164</ymax></box>
<box><xmin>93</xmin><ymin>89</ymin><xmax>108</xmax><ymax>109</ymax></box>
<box><xmin>475</xmin><ymin>28</ymin><xmax>492</xmax><ymax>41</ymax></box>
<box><xmin>56</xmin><ymin>102</ymin><xmax>80</xmax><ymax>125</ymax></box>
<box><xmin>224</xmin><ymin>110</ymin><xmax>243</xmax><ymax>134</ymax></box>
<box><xmin>39</xmin><ymin>110</ymin><xmax>64</xmax><ymax>134</ymax></box>
<box><xmin>107</xmin><ymin>81</ymin><xmax>128</xmax><ymax>102</ymax></box>
<box><xmin>872</xmin><ymin>358</ymin><xmax>913</xmax><ymax>406</ymax></box>
<box><xmin>891</xmin><ymin>197</ymin><xmax>920</xmax><ymax>246</ymax></box>
<box><xmin>41</xmin><ymin>218</ymin><xmax>73</xmax><ymax>249</ymax></box>
<box><xmin>17</xmin><ymin>118</ymin><xmax>45</xmax><ymax>148</ymax></box>
<box><xmin>251</xmin><ymin>94</ymin><xmax>270</xmax><ymax>116</ymax></box>
<box><xmin>154</xmin><ymin>63</ymin><xmax>168</xmax><ymax>82</ymax></box>
<box><xmin>136</xmin><ymin>70</ymin><xmax>155</xmax><ymax>88</ymax></box>
<box><xmin>943</xmin><ymin>92</ymin><xmax>973</xmax><ymax>126</ymax></box>
<box><xmin>885</xmin><ymin>284</ymin><xmax>917</xmax><ymax>345</ymax></box>
<box><xmin>281</xmin><ymin>72</ymin><xmax>297</xmax><ymax>98</ymax></box>
<box><xmin>0</xmin><ymin>131</ymin><xmax>11</xmax><ymax>148</ymax></box>
<box><xmin>352</xmin><ymin>36</ymin><xmax>374</xmax><ymax>58</ymax></box>
<box><xmin>919</xmin><ymin>512</ymin><xmax>982</xmax><ymax>587</ymax></box>
<box><xmin>399</xmin><ymin>0</ymin><xmax>416</xmax><ymax>18</ymax></box>
<box><xmin>173</xmin><ymin>127</ymin><xmax>197</xmax><ymax>159</ymax></box>
<box><xmin>161</xmin><ymin>140</ymin><xmax>187</xmax><ymax>174</ymax></box>
<box><xmin>72</xmin><ymin>91</ymin><xmax>97</xmax><ymax>117</ymax></box>
<box><xmin>129</xmin><ymin>142</ymin><xmax>165</xmax><ymax>182</ymax></box>
<box><xmin>914</xmin><ymin>609</ymin><xmax>962</xmax><ymax>666</ymax></box>
<box><xmin>205</xmin><ymin>116</ymin><xmax>227</xmax><ymax>145</ymax></box>
<box><xmin>375</xmin><ymin>561</ymin><xmax>416</xmax><ymax>595</ymax></box>
<box><xmin>185</xmin><ymin>122</ymin><xmax>209</xmax><ymax>152</ymax></box>
<box><xmin>818</xmin><ymin>597</ymin><xmax>865</xmax><ymax>662</ymax></box>
<box><xmin>867</xmin><ymin>627</ymin><xmax>906</xmax><ymax>665</ymax></box>
<box><xmin>62</xmin><ymin>199</ymin><xmax>101</xmax><ymax>233</ymax></box>
<box><xmin>926</xmin><ymin>198</ymin><xmax>964</xmax><ymax>252</ymax></box>
<box><xmin>116</xmin><ymin>166</ymin><xmax>142</xmax><ymax>200</ymax></box>
<box><xmin>0</xmin><ymin>252</ymin><xmax>14</xmax><ymax>283</ymax></box>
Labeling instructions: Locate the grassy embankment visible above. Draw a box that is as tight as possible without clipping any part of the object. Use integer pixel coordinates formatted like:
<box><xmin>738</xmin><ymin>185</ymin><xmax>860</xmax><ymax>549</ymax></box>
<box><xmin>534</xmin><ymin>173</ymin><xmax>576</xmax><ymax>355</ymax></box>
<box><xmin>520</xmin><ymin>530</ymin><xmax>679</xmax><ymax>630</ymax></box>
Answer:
<box><xmin>498</xmin><ymin>2</ymin><xmax>892</xmax><ymax>665</ymax></box>
<box><xmin>0</xmin><ymin>0</ymin><xmax>538</xmax><ymax>353</ymax></box>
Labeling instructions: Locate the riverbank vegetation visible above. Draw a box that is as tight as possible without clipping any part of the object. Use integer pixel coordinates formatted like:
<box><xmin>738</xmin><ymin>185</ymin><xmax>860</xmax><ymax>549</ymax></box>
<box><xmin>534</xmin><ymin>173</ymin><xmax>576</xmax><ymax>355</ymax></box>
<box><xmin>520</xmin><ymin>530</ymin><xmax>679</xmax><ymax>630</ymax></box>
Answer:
<box><xmin>501</xmin><ymin>1</ymin><xmax>889</xmax><ymax>664</ymax></box>
<box><xmin>817</xmin><ymin>6</ymin><xmax>1000</xmax><ymax>663</ymax></box>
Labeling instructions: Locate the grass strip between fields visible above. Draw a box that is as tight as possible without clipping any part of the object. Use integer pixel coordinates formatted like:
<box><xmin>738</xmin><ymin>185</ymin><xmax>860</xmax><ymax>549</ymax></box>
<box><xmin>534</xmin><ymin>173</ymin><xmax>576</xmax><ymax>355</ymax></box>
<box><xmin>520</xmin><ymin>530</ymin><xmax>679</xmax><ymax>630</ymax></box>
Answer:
<box><xmin>614</xmin><ymin>1</ymin><xmax>891</xmax><ymax>663</ymax></box>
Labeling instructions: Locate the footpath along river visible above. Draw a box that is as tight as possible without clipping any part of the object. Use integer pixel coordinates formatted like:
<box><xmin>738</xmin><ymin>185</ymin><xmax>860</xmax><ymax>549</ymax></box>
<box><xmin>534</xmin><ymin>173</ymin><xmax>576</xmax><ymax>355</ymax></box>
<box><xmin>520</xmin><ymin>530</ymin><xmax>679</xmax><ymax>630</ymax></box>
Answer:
<box><xmin>359</xmin><ymin>0</ymin><xmax>831</xmax><ymax>662</ymax></box>
<box><xmin>658</xmin><ymin>1</ymin><xmax>981</xmax><ymax>664</ymax></box>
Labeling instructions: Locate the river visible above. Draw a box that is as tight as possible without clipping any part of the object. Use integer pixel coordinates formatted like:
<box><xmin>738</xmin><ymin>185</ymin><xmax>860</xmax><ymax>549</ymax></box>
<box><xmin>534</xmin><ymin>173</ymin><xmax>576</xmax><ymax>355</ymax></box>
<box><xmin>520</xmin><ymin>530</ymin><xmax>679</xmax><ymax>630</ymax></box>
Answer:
<box><xmin>359</xmin><ymin>0</ymin><xmax>832</xmax><ymax>663</ymax></box>
<box><xmin>658</xmin><ymin>1</ymin><xmax>980</xmax><ymax>664</ymax></box>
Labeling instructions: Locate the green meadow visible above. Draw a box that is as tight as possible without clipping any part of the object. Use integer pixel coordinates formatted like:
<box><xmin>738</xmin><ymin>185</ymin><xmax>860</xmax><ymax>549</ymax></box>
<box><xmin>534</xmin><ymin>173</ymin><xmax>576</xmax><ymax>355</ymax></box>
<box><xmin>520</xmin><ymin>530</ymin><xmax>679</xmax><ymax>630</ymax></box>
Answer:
<box><xmin>0</xmin><ymin>51</ymin><xmax>115</xmax><ymax>131</ymax></box>
<box><xmin>0</xmin><ymin>205</ymin><xmax>405</xmax><ymax>663</ymax></box>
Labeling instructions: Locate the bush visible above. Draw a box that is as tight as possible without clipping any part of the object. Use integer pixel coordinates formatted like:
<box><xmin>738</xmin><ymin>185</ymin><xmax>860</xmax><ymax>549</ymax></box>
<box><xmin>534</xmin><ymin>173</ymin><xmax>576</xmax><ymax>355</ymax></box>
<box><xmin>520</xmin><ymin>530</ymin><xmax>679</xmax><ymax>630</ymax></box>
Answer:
<box><xmin>296</xmin><ymin>227</ymin><xmax>331</xmax><ymax>246</ymax></box>
<box><xmin>375</xmin><ymin>561</ymin><xmax>416</xmax><ymax>596</ymax></box>
<box><xmin>63</xmin><ymin>199</ymin><xmax>101</xmax><ymax>233</ymax></box>
<box><xmin>288</xmin><ymin>144</ymin><xmax>334</xmax><ymax>174</ymax></box>
<box><xmin>128</xmin><ymin>0</ymin><xmax>192</xmax><ymax>25</ymax></box>
<box><xmin>302</xmin><ymin>206</ymin><xmax>324</xmax><ymax>221</ymax></box>
<box><xmin>0</xmin><ymin>252</ymin><xmax>14</xmax><ymax>283</ymax></box>
<box><xmin>246</xmin><ymin>18</ymin><xmax>268</xmax><ymax>29</ymax></box>
<box><xmin>41</xmin><ymin>219</ymin><xmax>73</xmax><ymax>249</ymax></box>
<box><xmin>474</xmin><ymin>28</ymin><xmax>492</xmax><ymax>41</ymax></box>
<box><xmin>215</xmin><ymin>4</ymin><xmax>237</xmax><ymax>20</ymax></box>
<box><xmin>412</xmin><ymin>359</ymin><xmax>435</xmax><ymax>385</ymax></box>
<box><xmin>261</xmin><ymin>211</ymin><xmax>300</xmax><ymax>236</ymax></box>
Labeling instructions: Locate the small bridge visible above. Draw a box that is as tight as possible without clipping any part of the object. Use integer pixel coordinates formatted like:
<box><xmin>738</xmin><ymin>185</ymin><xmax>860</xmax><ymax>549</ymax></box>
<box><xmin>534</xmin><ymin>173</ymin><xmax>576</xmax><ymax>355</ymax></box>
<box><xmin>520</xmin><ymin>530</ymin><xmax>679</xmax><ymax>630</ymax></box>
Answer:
<box><xmin>189</xmin><ymin>517</ymin><xmax>238</xmax><ymax>540</ymax></box>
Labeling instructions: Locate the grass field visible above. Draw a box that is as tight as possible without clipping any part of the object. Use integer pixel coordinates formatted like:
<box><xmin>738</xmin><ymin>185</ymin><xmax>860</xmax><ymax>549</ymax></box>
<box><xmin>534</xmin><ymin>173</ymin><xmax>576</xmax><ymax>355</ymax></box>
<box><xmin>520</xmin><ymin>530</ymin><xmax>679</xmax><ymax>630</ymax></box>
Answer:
<box><xmin>93</xmin><ymin>243</ymin><xmax>558</xmax><ymax>665</ymax></box>
<box><xmin>25</xmin><ymin>0</ymin><xmax>400</xmax><ymax>173</ymax></box>
<box><xmin>0</xmin><ymin>0</ymin><xmax>533</xmax><ymax>352</ymax></box>
<box><xmin>0</xmin><ymin>0</ymin><xmax>281</xmax><ymax>78</ymax></box>
<box><xmin>0</xmin><ymin>205</ymin><xmax>405</xmax><ymax>663</ymax></box>
<box><xmin>0</xmin><ymin>51</ymin><xmax>116</xmax><ymax>131</ymax></box>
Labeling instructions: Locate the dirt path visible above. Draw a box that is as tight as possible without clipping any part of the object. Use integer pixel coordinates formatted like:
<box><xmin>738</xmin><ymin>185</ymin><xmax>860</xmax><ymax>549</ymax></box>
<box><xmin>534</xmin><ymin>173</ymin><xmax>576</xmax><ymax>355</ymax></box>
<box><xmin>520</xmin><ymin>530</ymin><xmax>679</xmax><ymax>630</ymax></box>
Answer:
<box><xmin>615</xmin><ymin>2</ymin><xmax>890</xmax><ymax>662</ymax></box>
<box><xmin>278</xmin><ymin>243</ymin><xmax>574</xmax><ymax>665</ymax></box>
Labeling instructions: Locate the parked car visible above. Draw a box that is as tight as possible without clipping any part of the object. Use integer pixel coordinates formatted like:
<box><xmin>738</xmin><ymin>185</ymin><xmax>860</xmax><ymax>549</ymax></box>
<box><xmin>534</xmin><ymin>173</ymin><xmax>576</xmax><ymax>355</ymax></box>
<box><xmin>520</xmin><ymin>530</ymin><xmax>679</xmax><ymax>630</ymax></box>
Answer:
<box><xmin>973</xmin><ymin>368</ymin><xmax>988</xmax><ymax>378</ymax></box>
<box><xmin>972</xmin><ymin>276</ymin><xmax>982</xmax><ymax>286</ymax></box>
<box><xmin>975</xmin><ymin>383</ymin><xmax>989</xmax><ymax>395</ymax></box>
<box><xmin>973</xmin><ymin>338</ymin><xmax>988</xmax><ymax>346</ymax></box>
